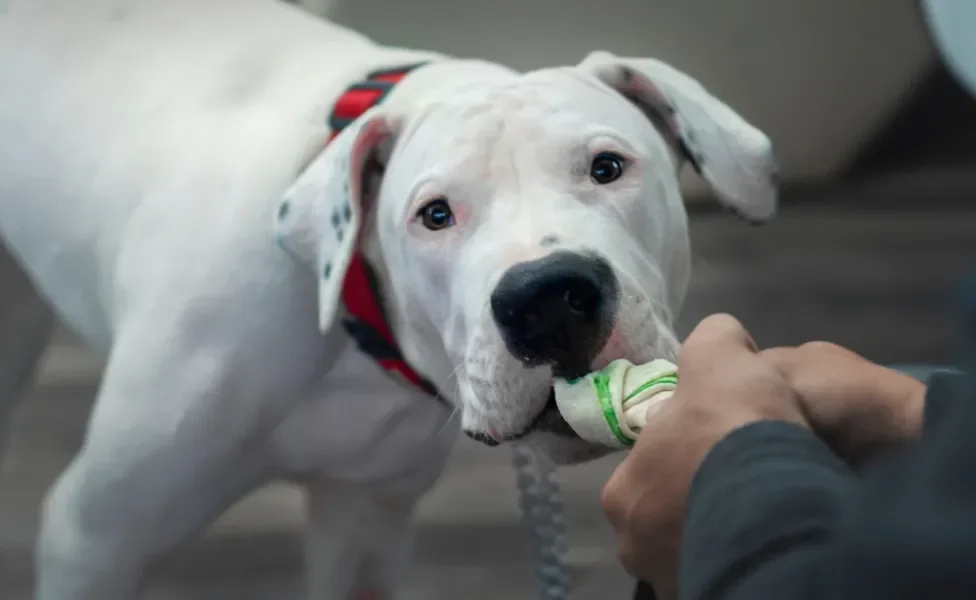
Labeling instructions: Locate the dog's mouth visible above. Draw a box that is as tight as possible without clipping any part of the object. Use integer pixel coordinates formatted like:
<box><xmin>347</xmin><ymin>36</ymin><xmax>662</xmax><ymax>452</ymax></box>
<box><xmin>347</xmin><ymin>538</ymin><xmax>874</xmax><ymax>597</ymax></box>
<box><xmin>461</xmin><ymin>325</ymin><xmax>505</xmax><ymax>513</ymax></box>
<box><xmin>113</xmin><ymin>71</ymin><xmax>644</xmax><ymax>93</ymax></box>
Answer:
<box><xmin>463</xmin><ymin>350</ymin><xmax>634</xmax><ymax>447</ymax></box>
<box><xmin>520</xmin><ymin>388</ymin><xmax>579</xmax><ymax>439</ymax></box>
<box><xmin>463</xmin><ymin>386</ymin><xmax>580</xmax><ymax>447</ymax></box>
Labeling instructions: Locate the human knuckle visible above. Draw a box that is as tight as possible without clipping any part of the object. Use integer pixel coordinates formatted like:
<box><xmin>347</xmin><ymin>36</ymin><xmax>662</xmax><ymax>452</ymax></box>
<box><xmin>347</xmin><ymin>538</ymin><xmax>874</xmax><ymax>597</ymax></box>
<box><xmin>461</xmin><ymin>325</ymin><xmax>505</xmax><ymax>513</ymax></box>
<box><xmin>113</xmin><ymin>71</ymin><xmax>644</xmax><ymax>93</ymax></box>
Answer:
<box><xmin>725</xmin><ymin>359</ymin><xmax>787</xmax><ymax>393</ymax></box>
<box><xmin>759</xmin><ymin>346</ymin><xmax>792</xmax><ymax>362</ymax></box>
<box><xmin>703</xmin><ymin>312</ymin><xmax>738</xmax><ymax>324</ymax></box>
<box><xmin>798</xmin><ymin>340</ymin><xmax>842</xmax><ymax>355</ymax></box>
<box><xmin>699</xmin><ymin>312</ymin><xmax>744</xmax><ymax>334</ymax></box>
<box><xmin>617</xmin><ymin>541</ymin><xmax>640</xmax><ymax>577</ymax></box>
<box><xmin>601</xmin><ymin>476</ymin><xmax>626</xmax><ymax>519</ymax></box>
<box><xmin>600</xmin><ymin>488</ymin><xmax>616</xmax><ymax>517</ymax></box>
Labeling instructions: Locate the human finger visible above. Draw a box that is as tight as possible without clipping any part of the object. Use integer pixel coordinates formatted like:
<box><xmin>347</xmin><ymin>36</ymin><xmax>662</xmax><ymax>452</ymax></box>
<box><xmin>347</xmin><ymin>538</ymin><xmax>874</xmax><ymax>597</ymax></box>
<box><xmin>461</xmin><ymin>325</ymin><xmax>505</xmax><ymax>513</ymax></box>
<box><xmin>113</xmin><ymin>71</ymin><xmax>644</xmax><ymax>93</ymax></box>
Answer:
<box><xmin>680</xmin><ymin>313</ymin><xmax>759</xmax><ymax>371</ymax></box>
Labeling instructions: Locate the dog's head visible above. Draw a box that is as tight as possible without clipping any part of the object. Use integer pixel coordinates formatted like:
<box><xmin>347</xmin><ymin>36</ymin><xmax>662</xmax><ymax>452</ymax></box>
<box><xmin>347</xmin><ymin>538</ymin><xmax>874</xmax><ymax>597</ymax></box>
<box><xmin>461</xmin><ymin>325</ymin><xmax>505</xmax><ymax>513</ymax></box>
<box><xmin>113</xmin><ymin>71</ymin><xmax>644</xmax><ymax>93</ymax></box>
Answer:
<box><xmin>275</xmin><ymin>51</ymin><xmax>778</xmax><ymax>464</ymax></box>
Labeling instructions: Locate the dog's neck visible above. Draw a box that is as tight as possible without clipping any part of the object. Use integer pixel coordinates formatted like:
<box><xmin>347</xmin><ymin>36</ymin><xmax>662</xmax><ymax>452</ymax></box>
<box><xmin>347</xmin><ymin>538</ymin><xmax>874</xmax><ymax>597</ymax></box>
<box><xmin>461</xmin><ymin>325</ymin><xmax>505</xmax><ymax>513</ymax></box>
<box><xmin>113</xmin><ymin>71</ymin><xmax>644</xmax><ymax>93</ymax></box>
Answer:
<box><xmin>357</xmin><ymin>60</ymin><xmax>518</xmax><ymax>402</ymax></box>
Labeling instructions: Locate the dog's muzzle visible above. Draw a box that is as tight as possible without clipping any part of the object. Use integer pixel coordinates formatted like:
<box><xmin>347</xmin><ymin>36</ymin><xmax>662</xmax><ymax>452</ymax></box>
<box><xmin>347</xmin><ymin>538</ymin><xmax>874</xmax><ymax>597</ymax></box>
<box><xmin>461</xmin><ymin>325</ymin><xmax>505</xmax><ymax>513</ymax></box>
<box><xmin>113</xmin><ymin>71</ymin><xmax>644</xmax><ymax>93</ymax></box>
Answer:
<box><xmin>463</xmin><ymin>251</ymin><xmax>619</xmax><ymax>448</ymax></box>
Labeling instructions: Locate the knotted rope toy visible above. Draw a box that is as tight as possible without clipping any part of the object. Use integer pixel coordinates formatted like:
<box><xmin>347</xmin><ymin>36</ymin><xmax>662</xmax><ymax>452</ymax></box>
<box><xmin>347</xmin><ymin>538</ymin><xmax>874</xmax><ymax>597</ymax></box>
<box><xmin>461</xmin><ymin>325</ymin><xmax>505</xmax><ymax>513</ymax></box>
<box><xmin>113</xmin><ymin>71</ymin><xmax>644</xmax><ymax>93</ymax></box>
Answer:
<box><xmin>513</xmin><ymin>358</ymin><xmax>679</xmax><ymax>599</ymax></box>
<box><xmin>553</xmin><ymin>359</ymin><xmax>679</xmax><ymax>448</ymax></box>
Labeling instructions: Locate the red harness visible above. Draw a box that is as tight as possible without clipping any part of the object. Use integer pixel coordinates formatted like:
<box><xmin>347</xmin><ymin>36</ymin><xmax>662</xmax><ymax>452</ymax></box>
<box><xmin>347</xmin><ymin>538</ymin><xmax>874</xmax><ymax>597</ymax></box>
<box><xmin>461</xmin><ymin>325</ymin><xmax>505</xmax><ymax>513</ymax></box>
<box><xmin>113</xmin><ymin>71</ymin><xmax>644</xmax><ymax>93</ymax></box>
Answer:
<box><xmin>329</xmin><ymin>63</ymin><xmax>439</xmax><ymax>398</ymax></box>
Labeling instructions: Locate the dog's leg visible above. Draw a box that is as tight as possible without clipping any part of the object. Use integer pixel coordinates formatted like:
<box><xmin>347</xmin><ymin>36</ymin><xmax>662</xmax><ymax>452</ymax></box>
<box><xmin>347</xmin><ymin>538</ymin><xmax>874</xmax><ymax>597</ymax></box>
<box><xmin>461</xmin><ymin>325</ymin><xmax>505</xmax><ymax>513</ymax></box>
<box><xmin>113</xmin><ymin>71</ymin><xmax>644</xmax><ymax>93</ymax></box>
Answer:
<box><xmin>0</xmin><ymin>243</ymin><xmax>55</xmax><ymax>469</ymax></box>
<box><xmin>34</xmin><ymin>323</ymin><xmax>275</xmax><ymax>600</ymax></box>
<box><xmin>304</xmin><ymin>481</ymin><xmax>418</xmax><ymax>600</ymax></box>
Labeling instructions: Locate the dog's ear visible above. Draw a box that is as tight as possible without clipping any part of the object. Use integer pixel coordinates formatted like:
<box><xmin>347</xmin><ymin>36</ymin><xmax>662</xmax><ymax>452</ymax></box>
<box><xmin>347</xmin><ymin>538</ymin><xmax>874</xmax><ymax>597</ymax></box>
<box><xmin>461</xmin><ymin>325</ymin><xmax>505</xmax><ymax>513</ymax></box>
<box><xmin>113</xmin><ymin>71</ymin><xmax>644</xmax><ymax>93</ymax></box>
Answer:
<box><xmin>274</xmin><ymin>108</ymin><xmax>400</xmax><ymax>332</ymax></box>
<box><xmin>578</xmin><ymin>50</ymin><xmax>778</xmax><ymax>222</ymax></box>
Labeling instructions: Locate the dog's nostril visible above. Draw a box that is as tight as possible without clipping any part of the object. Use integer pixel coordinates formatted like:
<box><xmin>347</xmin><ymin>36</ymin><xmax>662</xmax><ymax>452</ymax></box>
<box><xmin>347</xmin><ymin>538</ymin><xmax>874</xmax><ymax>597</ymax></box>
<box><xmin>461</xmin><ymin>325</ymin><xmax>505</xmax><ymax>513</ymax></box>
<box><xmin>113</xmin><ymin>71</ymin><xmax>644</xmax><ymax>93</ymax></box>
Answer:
<box><xmin>564</xmin><ymin>284</ymin><xmax>599</xmax><ymax>317</ymax></box>
<box><xmin>564</xmin><ymin>289</ymin><xmax>585</xmax><ymax>314</ymax></box>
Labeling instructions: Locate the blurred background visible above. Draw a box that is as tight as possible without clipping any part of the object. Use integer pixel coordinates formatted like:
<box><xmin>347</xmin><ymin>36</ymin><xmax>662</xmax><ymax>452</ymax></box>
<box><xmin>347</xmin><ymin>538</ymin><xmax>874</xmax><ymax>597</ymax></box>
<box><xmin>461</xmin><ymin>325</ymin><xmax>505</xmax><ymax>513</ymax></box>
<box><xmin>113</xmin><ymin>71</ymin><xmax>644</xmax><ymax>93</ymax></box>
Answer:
<box><xmin>2</xmin><ymin>0</ymin><xmax>975</xmax><ymax>598</ymax></box>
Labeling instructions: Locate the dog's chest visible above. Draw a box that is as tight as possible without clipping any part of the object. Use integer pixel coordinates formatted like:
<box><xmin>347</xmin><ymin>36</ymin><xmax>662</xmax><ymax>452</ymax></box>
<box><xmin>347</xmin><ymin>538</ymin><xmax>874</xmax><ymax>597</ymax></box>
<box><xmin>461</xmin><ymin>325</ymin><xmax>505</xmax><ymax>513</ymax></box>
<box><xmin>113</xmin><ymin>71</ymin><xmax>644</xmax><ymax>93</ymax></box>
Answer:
<box><xmin>267</xmin><ymin>340</ymin><xmax>456</xmax><ymax>486</ymax></box>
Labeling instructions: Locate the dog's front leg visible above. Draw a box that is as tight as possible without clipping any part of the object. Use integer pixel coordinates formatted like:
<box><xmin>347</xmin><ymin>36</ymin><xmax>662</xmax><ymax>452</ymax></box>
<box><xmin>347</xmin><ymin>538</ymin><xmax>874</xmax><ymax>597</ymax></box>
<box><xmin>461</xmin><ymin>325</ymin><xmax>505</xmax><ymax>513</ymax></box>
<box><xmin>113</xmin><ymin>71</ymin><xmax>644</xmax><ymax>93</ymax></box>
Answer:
<box><xmin>34</xmin><ymin>324</ymin><xmax>280</xmax><ymax>600</ymax></box>
<box><xmin>304</xmin><ymin>481</ymin><xmax>418</xmax><ymax>600</ymax></box>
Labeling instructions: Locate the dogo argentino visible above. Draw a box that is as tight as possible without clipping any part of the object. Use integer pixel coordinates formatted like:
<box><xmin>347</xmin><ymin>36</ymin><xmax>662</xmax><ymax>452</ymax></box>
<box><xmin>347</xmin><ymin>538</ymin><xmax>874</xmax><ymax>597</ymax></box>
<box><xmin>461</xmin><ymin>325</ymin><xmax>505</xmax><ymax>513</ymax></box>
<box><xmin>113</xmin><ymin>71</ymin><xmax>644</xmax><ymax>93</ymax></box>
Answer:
<box><xmin>0</xmin><ymin>0</ymin><xmax>778</xmax><ymax>598</ymax></box>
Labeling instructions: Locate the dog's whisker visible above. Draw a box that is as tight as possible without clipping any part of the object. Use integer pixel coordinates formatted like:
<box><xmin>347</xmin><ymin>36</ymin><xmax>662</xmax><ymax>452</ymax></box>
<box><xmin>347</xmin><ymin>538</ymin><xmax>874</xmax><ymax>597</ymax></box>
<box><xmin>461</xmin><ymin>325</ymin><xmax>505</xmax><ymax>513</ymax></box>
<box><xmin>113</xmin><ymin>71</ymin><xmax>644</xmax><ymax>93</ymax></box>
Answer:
<box><xmin>433</xmin><ymin>405</ymin><xmax>461</xmax><ymax>439</ymax></box>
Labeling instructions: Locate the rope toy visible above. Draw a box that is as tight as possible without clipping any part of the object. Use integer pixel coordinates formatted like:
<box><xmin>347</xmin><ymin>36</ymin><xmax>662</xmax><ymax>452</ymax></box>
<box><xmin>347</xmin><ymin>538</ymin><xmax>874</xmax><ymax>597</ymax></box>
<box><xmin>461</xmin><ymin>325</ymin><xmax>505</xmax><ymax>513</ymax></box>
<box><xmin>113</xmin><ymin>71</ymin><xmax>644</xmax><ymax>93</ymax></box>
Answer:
<box><xmin>515</xmin><ymin>359</ymin><xmax>678</xmax><ymax>599</ymax></box>
<box><xmin>553</xmin><ymin>359</ymin><xmax>679</xmax><ymax>448</ymax></box>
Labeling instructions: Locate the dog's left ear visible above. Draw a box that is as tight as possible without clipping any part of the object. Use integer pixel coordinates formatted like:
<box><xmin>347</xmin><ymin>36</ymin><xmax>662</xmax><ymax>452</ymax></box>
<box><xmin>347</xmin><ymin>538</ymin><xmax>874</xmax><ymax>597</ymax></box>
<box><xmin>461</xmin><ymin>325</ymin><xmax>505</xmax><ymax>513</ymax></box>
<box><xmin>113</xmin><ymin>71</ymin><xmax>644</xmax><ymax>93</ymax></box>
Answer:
<box><xmin>274</xmin><ymin>107</ymin><xmax>401</xmax><ymax>332</ymax></box>
<box><xmin>579</xmin><ymin>50</ymin><xmax>778</xmax><ymax>222</ymax></box>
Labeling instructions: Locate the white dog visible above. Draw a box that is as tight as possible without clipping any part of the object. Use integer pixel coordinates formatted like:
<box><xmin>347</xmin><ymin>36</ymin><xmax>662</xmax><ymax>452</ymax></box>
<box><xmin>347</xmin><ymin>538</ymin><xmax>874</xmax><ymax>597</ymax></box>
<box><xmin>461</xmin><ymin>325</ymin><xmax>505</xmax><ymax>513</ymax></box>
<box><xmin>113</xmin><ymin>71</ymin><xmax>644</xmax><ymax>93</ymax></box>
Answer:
<box><xmin>0</xmin><ymin>0</ymin><xmax>777</xmax><ymax>598</ymax></box>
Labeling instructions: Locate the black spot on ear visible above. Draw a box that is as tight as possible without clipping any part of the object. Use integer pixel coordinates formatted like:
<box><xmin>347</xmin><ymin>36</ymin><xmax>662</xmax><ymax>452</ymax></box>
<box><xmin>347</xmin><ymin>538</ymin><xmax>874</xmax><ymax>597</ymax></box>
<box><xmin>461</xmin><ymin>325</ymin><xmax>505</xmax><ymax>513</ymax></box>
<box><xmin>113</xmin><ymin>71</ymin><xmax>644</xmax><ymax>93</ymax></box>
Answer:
<box><xmin>540</xmin><ymin>235</ymin><xmax>559</xmax><ymax>247</ymax></box>
<box><xmin>323</xmin><ymin>262</ymin><xmax>332</xmax><ymax>279</ymax></box>
<box><xmin>277</xmin><ymin>201</ymin><xmax>290</xmax><ymax>220</ymax></box>
<box><xmin>620</xmin><ymin>66</ymin><xmax>635</xmax><ymax>86</ymax></box>
<box><xmin>678</xmin><ymin>139</ymin><xmax>704</xmax><ymax>174</ymax></box>
<box><xmin>342</xmin><ymin>202</ymin><xmax>352</xmax><ymax>222</ymax></box>
<box><xmin>331</xmin><ymin>210</ymin><xmax>341</xmax><ymax>229</ymax></box>
<box><xmin>336</xmin><ymin>228</ymin><xmax>344</xmax><ymax>243</ymax></box>
<box><xmin>681</xmin><ymin>130</ymin><xmax>705</xmax><ymax>167</ymax></box>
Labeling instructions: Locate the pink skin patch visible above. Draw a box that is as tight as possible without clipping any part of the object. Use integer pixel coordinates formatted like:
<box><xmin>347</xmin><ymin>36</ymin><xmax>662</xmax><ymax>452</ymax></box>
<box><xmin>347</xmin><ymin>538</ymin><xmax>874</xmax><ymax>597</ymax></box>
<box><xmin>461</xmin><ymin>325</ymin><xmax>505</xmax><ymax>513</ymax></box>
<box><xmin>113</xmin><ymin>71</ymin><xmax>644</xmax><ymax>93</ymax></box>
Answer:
<box><xmin>593</xmin><ymin>327</ymin><xmax>629</xmax><ymax>370</ymax></box>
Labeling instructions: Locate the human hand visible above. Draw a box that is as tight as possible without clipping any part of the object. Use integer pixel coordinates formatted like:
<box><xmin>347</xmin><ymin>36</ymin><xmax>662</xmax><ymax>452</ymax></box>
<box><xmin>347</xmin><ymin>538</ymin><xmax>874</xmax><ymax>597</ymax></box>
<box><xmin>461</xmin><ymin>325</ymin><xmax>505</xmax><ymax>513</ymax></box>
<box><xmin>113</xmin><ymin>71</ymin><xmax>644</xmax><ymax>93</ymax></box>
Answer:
<box><xmin>601</xmin><ymin>314</ymin><xmax>804</xmax><ymax>598</ymax></box>
<box><xmin>760</xmin><ymin>341</ymin><xmax>926</xmax><ymax>464</ymax></box>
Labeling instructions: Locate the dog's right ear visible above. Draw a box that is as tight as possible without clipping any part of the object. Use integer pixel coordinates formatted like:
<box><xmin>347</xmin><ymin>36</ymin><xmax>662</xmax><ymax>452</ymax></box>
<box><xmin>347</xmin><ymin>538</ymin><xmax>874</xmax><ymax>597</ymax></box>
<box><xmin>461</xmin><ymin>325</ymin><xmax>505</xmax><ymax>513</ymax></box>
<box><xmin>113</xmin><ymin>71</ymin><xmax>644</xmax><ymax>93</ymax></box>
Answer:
<box><xmin>578</xmin><ymin>51</ymin><xmax>778</xmax><ymax>223</ymax></box>
<box><xmin>274</xmin><ymin>108</ymin><xmax>401</xmax><ymax>333</ymax></box>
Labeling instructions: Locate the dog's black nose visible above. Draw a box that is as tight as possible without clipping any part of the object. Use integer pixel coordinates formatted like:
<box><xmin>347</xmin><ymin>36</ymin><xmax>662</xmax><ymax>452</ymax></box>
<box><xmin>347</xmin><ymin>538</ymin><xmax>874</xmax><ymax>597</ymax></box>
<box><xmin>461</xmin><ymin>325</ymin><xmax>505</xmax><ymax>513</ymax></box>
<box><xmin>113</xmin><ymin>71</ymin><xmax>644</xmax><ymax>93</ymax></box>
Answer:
<box><xmin>490</xmin><ymin>251</ymin><xmax>619</xmax><ymax>378</ymax></box>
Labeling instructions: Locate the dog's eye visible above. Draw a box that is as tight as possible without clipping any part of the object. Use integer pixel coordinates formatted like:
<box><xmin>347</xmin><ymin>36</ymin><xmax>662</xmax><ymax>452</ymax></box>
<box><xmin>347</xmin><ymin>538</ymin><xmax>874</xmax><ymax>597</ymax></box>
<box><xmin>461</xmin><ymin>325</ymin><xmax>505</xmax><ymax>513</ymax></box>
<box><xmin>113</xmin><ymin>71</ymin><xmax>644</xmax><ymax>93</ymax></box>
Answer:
<box><xmin>417</xmin><ymin>198</ymin><xmax>455</xmax><ymax>231</ymax></box>
<box><xmin>590</xmin><ymin>152</ymin><xmax>626</xmax><ymax>184</ymax></box>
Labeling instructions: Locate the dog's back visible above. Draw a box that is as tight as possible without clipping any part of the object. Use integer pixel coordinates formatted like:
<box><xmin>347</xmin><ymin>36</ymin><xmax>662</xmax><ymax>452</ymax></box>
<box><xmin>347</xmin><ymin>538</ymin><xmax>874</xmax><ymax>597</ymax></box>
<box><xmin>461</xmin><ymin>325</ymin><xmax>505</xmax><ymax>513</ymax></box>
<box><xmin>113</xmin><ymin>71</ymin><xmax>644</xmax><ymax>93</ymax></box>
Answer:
<box><xmin>0</xmin><ymin>0</ymin><xmax>389</xmax><ymax>348</ymax></box>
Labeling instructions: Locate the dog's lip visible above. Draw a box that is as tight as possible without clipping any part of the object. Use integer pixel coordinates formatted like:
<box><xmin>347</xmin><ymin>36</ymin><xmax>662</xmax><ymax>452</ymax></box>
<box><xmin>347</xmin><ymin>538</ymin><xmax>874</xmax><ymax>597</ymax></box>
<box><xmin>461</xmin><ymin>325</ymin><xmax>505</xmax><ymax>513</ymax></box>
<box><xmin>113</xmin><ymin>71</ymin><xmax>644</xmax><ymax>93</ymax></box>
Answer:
<box><xmin>512</xmin><ymin>389</ymin><xmax>559</xmax><ymax>440</ymax></box>
<box><xmin>464</xmin><ymin>386</ymin><xmax>580</xmax><ymax>447</ymax></box>
<box><xmin>463</xmin><ymin>391</ymin><xmax>552</xmax><ymax>446</ymax></box>
<box><xmin>463</xmin><ymin>355</ymin><xmax>628</xmax><ymax>447</ymax></box>
<box><xmin>464</xmin><ymin>429</ymin><xmax>501</xmax><ymax>447</ymax></box>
